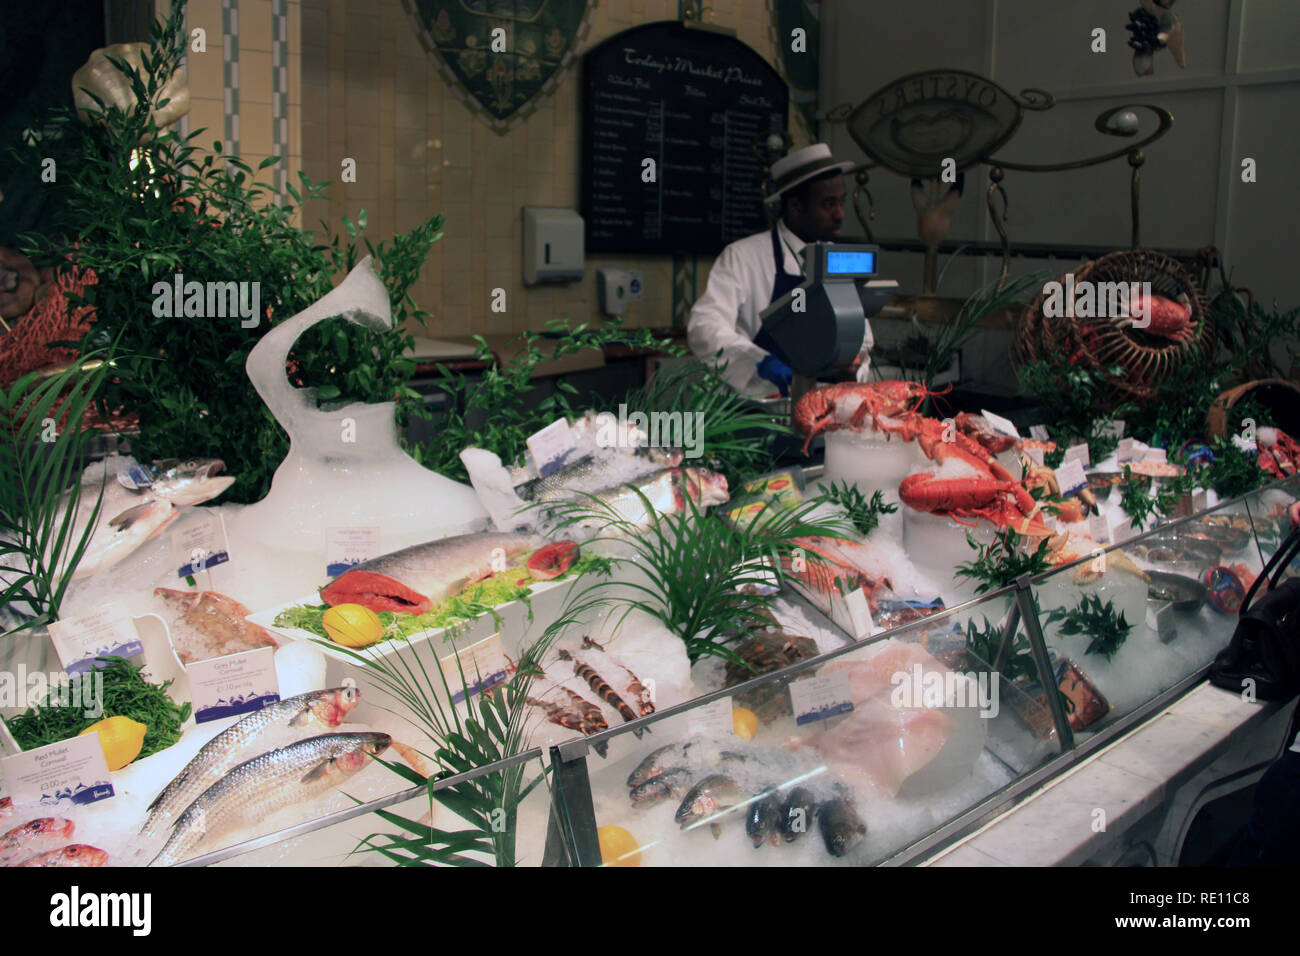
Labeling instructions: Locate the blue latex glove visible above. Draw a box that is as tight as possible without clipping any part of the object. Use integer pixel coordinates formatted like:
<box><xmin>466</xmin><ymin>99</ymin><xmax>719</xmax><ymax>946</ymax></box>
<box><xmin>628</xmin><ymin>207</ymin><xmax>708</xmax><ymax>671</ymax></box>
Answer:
<box><xmin>756</xmin><ymin>354</ymin><xmax>792</xmax><ymax>397</ymax></box>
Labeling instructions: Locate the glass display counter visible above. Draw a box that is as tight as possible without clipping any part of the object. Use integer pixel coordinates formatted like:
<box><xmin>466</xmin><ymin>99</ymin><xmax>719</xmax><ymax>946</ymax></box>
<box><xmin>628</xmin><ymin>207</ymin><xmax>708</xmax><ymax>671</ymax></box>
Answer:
<box><xmin>171</xmin><ymin>478</ymin><xmax>1298</xmax><ymax>867</ymax></box>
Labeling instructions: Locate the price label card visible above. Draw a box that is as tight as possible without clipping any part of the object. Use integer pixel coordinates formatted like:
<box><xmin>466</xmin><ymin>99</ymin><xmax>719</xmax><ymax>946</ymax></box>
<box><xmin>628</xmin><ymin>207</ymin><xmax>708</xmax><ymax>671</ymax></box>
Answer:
<box><xmin>1063</xmin><ymin>443</ymin><xmax>1091</xmax><ymax>467</ymax></box>
<box><xmin>1099</xmin><ymin>420</ymin><xmax>1126</xmax><ymax>441</ymax></box>
<box><xmin>438</xmin><ymin>633</ymin><xmax>509</xmax><ymax>704</ymax></box>
<box><xmin>1146</xmin><ymin>447</ymin><xmax>1168</xmax><ymax>464</ymax></box>
<box><xmin>1054</xmin><ymin>459</ymin><xmax>1089</xmax><ymax>497</ymax></box>
<box><xmin>1192</xmin><ymin>489</ymin><xmax>1208</xmax><ymax>512</ymax></box>
<box><xmin>1028</xmin><ymin>425</ymin><xmax>1050</xmax><ymax>441</ymax></box>
<box><xmin>1117</xmin><ymin>438</ymin><xmax>1147</xmax><ymax>464</ymax></box>
<box><xmin>1024</xmin><ymin>446</ymin><xmax>1045</xmax><ymax>467</ymax></box>
<box><xmin>980</xmin><ymin>409</ymin><xmax>1021</xmax><ymax>439</ymax></box>
<box><xmin>2</xmin><ymin>735</ymin><xmax>114</xmax><ymax>806</ymax></box>
<box><xmin>1112</xmin><ymin>516</ymin><xmax>1138</xmax><ymax>543</ymax></box>
<box><xmin>326</xmin><ymin>526</ymin><xmax>382</xmax><ymax>578</ymax></box>
<box><xmin>116</xmin><ymin>464</ymin><xmax>154</xmax><ymax>492</ymax></box>
<box><xmin>173</xmin><ymin>511</ymin><xmax>231</xmax><ymax>578</ymax></box>
<box><xmin>845</xmin><ymin>587</ymin><xmax>876</xmax><ymax>639</ymax></box>
<box><xmin>788</xmin><ymin>671</ymin><xmax>854</xmax><ymax>726</ymax></box>
<box><xmin>187</xmin><ymin>647</ymin><xmax>280</xmax><ymax>723</ymax></box>
<box><xmin>691</xmin><ymin>697</ymin><xmax>736</xmax><ymax>737</ymax></box>
<box><xmin>48</xmin><ymin>603</ymin><xmax>143</xmax><ymax>674</ymax></box>
<box><xmin>1146</xmin><ymin>601</ymin><xmax>1179</xmax><ymax>644</ymax></box>
<box><xmin>1088</xmin><ymin>513</ymin><xmax>1112</xmax><ymax>545</ymax></box>
<box><xmin>526</xmin><ymin>419</ymin><xmax>577</xmax><ymax>479</ymax></box>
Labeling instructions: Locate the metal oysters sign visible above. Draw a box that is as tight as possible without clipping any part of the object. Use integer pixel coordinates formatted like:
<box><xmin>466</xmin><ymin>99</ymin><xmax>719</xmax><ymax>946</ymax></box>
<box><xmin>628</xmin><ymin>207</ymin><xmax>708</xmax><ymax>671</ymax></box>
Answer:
<box><xmin>847</xmin><ymin>70</ymin><xmax>1026</xmax><ymax>178</ymax></box>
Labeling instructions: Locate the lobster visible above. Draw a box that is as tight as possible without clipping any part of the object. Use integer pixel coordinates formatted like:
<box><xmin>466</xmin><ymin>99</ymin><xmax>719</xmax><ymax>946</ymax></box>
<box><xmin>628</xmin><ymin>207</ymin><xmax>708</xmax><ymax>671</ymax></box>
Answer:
<box><xmin>899</xmin><ymin>473</ymin><xmax>1057</xmax><ymax>539</ymax></box>
<box><xmin>1258</xmin><ymin>427</ymin><xmax>1300</xmax><ymax>479</ymax></box>
<box><xmin>792</xmin><ymin>380</ymin><xmax>945</xmax><ymax>454</ymax></box>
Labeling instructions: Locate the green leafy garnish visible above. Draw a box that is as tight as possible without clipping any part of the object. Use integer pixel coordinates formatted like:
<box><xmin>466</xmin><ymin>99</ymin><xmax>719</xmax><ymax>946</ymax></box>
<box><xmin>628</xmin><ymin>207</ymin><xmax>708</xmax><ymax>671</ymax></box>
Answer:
<box><xmin>814</xmin><ymin>481</ymin><xmax>897</xmax><ymax>538</ymax></box>
<box><xmin>7</xmin><ymin>656</ymin><xmax>191</xmax><ymax>759</ymax></box>
<box><xmin>1045</xmin><ymin>594</ymin><xmax>1132</xmax><ymax>661</ymax></box>
<box><xmin>956</xmin><ymin>530</ymin><xmax>1055</xmax><ymax>595</ymax></box>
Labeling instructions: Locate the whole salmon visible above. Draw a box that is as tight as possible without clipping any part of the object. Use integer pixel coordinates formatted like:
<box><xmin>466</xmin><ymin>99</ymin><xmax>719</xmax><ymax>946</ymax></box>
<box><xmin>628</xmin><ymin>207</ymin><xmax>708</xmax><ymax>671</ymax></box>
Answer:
<box><xmin>320</xmin><ymin>532</ymin><xmax>579</xmax><ymax>615</ymax></box>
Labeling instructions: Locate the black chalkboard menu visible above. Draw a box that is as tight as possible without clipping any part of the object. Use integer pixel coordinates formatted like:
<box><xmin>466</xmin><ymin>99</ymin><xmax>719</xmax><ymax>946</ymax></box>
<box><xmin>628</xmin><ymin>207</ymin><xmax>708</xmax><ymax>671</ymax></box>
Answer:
<box><xmin>582</xmin><ymin>21</ymin><xmax>789</xmax><ymax>255</ymax></box>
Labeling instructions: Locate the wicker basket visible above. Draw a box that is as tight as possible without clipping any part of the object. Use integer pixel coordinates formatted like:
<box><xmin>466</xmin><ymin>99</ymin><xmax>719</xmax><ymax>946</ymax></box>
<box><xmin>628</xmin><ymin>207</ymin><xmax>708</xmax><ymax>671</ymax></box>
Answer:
<box><xmin>1206</xmin><ymin>378</ymin><xmax>1300</xmax><ymax>438</ymax></box>
<box><xmin>1014</xmin><ymin>250</ymin><xmax>1213</xmax><ymax>410</ymax></box>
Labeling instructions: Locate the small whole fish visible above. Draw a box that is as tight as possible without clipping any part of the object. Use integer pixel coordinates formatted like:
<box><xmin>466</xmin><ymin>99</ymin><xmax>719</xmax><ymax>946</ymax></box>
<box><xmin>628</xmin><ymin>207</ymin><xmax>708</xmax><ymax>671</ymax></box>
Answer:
<box><xmin>675</xmin><ymin>774</ymin><xmax>742</xmax><ymax>833</ymax></box>
<box><xmin>779</xmin><ymin>787</ymin><xmax>817</xmax><ymax>844</ymax></box>
<box><xmin>819</xmin><ymin>795</ymin><xmax>868</xmax><ymax>858</ymax></box>
<box><xmin>321</xmin><ymin>532</ymin><xmax>579</xmax><ymax>615</ymax></box>
<box><xmin>629</xmin><ymin>769</ymin><xmax>694</xmax><ymax>808</ymax></box>
<box><xmin>746</xmin><ymin>790</ymin><xmax>781</xmax><ymax>848</ymax></box>
<box><xmin>11</xmin><ymin>844</ymin><xmax>108</xmax><ymax>868</ymax></box>
<box><xmin>122</xmin><ymin>458</ymin><xmax>236</xmax><ymax>507</ymax></box>
<box><xmin>626</xmin><ymin>742</ymin><xmax>692</xmax><ymax>789</ymax></box>
<box><xmin>568</xmin><ymin>468</ymin><xmax>730</xmax><ymax>528</ymax></box>
<box><xmin>0</xmin><ymin>818</ymin><xmax>76</xmax><ymax>863</ymax></box>
<box><xmin>515</xmin><ymin>449</ymin><xmax>682</xmax><ymax>503</ymax></box>
<box><xmin>72</xmin><ymin>499</ymin><xmax>178</xmax><ymax>580</ymax></box>
<box><xmin>151</xmin><ymin>732</ymin><xmax>390</xmax><ymax>867</ymax></box>
<box><xmin>142</xmin><ymin>687</ymin><xmax>362</xmax><ymax>838</ymax></box>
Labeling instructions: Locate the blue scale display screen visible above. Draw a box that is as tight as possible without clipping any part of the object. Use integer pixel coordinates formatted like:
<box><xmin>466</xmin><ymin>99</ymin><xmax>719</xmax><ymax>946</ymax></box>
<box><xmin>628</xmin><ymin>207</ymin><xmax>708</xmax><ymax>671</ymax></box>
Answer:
<box><xmin>825</xmin><ymin>250</ymin><xmax>876</xmax><ymax>276</ymax></box>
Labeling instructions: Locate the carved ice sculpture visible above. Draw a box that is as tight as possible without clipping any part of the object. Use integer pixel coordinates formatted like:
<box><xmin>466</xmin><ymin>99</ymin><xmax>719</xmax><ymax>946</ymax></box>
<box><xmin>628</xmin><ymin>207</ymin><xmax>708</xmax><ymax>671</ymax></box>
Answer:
<box><xmin>227</xmin><ymin>257</ymin><xmax>487</xmax><ymax>598</ymax></box>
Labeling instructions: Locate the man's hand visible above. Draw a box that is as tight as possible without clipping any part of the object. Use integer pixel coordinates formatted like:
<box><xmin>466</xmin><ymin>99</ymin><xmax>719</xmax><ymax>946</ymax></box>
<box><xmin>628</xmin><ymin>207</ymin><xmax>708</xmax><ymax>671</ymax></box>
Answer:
<box><xmin>756</xmin><ymin>354</ymin><xmax>792</xmax><ymax>397</ymax></box>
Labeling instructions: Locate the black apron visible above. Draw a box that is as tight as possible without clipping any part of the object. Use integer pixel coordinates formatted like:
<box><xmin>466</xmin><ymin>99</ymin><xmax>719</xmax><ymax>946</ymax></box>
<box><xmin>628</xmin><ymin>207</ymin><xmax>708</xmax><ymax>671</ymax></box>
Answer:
<box><xmin>751</xmin><ymin>224</ymin><xmax>802</xmax><ymax>367</ymax></box>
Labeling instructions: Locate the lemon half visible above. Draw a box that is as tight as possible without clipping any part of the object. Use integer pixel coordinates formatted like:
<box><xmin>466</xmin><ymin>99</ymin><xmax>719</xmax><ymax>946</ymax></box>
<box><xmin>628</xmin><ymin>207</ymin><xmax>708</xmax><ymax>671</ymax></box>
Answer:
<box><xmin>597</xmin><ymin>825</ymin><xmax>641</xmax><ymax>867</ymax></box>
<box><xmin>79</xmin><ymin>715</ymin><xmax>147</xmax><ymax>771</ymax></box>
<box><xmin>323</xmin><ymin>603</ymin><xmax>384</xmax><ymax>647</ymax></box>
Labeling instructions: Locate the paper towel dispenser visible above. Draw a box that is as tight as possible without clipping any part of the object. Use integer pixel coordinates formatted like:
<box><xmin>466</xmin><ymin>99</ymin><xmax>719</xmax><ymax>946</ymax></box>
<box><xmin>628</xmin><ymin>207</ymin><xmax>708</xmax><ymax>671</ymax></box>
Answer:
<box><xmin>523</xmin><ymin>207</ymin><xmax>584</xmax><ymax>285</ymax></box>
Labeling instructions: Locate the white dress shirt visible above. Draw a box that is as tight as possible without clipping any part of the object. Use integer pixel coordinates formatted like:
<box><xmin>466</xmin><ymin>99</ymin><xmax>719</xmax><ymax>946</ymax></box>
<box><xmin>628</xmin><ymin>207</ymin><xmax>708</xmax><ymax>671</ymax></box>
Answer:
<box><xmin>687</xmin><ymin>219</ymin><xmax>873</xmax><ymax>397</ymax></box>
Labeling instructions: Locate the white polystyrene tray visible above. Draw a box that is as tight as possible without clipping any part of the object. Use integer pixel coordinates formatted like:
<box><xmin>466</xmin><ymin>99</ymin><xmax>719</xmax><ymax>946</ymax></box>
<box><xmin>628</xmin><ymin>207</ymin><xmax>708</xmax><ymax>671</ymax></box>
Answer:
<box><xmin>247</xmin><ymin>576</ymin><xmax>574</xmax><ymax>666</ymax></box>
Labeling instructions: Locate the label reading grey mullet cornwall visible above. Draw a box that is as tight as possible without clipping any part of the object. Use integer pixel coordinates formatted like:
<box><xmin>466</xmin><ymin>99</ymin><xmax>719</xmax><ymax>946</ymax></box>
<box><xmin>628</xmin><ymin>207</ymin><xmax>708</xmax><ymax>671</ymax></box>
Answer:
<box><xmin>187</xmin><ymin>647</ymin><xmax>280</xmax><ymax>723</ymax></box>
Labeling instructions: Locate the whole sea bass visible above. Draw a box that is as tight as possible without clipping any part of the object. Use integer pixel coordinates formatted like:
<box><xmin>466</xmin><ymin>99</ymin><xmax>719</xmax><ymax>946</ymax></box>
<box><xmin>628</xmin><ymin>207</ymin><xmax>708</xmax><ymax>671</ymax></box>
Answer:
<box><xmin>560</xmin><ymin>467</ymin><xmax>730</xmax><ymax>528</ymax></box>
<box><xmin>321</xmin><ymin>532</ymin><xmax>579</xmax><ymax>615</ymax></box>
<box><xmin>514</xmin><ymin>448</ymin><xmax>682</xmax><ymax>502</ymax></box>
<box><xmin>141</xmin><ymin>687</ymin><xmax>362</xmax><ymax>838</ymax></box>
<box><xmin>150</xmin><ymin>732</ymin><xmax>391</xmax><ymax>867</ymax></box>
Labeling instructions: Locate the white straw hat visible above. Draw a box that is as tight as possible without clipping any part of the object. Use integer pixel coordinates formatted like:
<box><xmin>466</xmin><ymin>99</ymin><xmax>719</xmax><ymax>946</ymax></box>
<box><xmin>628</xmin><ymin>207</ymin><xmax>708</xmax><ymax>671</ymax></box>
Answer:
<box><xmin>768</xmin><ymin>143</ymin><xmax>854</xmax><ymax>200</ymax></box>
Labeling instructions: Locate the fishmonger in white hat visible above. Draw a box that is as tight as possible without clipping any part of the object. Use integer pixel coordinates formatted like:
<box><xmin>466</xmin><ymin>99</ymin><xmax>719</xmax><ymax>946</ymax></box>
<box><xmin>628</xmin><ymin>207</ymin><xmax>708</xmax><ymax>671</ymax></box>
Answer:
<box><xmin>687</xmin><ymin>142</ymin><xmax>873</xmax><ymax>398</ymax></box>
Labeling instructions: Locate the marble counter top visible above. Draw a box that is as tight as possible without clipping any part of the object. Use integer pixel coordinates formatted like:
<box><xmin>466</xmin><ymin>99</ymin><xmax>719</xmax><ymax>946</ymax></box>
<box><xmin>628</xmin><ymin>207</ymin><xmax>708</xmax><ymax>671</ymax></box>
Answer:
<box><xmin>924</xmin><ymin>682</ymin><xmax>1295</xmax><ymax>866</ymax></box>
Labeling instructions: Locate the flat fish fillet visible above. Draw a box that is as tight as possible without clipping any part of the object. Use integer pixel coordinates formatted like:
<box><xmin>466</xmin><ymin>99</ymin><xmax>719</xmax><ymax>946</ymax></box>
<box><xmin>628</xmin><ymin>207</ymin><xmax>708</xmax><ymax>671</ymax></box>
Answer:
<box><xmin>793</xmin><ymin>698</ymin><xmax>953</xmax><ymax>799</ymax></box>
<box><xmin>793</xmin><ymin>640</ymin><xmax>957</xmax><ymax>798</ymax></box>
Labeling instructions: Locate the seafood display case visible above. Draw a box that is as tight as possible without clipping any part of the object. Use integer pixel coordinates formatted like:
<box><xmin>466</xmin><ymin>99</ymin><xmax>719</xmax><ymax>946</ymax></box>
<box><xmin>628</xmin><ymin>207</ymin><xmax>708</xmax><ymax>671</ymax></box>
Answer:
<box><xmin>538</xmin><ymin>480</ymin><xmax>1299</xmax><ymax>867</ymax></box>
<box><xmin>7</xmin><ymin>478</ymin><xmax>1293</xmax><ymax>868</ymax></box>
